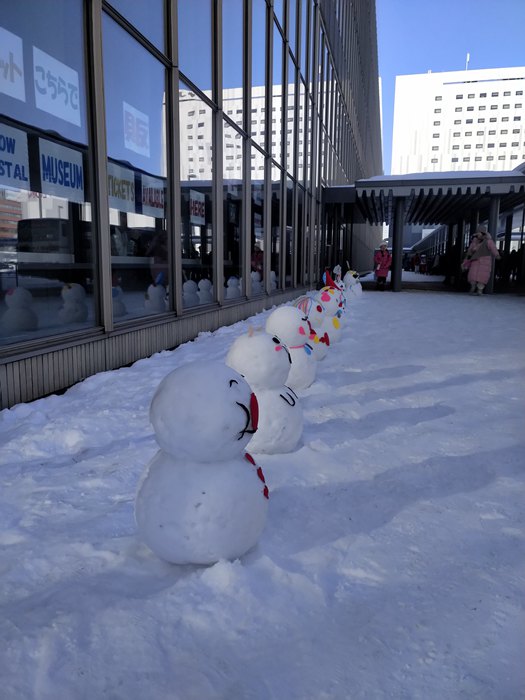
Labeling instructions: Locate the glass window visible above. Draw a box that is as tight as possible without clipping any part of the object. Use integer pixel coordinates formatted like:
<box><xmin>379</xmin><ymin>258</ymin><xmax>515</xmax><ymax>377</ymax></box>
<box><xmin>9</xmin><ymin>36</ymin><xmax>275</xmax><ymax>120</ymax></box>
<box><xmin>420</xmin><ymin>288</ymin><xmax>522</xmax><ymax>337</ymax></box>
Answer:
<box><xmin>295</xmin><ymin>186</ymin><xmax>304</xmax><ymax>284</ymax></box>
<box><xmin>250</xmin><ymin>169</ymin><xmax>265</xmax><ymax>296</ymax></box>
<box><xmin>178</xmin><ymin>0</ymin><xmax>212</xmax><ymax>93</ymax></box>
<box><xmin>223</xmin><ymin>120</ymin><xmax>243</xmax><ymax>298</ymax></box>
<box><xmin>270</xmin><ymin>166</ymin><xmax>282</xmax><ymax>289</ymax></box>
<box><xmin>288</xmin><ymin>0</ymin><xmax>297</xmax><ymax>57</ymax></box>
<box><xmin>0</xmin><ymin>0</ymin><xmax>96</xmax><ymax>346</ymax></box>
<box><xmin>251</xmin><ymin>0</ymin><xmax>267</xmax><ymax>148</ymax></box>
<box><xmin>272</xmin><ymin>22</ymin><xmax>283</xmax><ymax>164</ymax></box>
<box><xmin>274</xmin><ymin>0</ymin><xmax>284</xmax><ymax>28</ymax></box>
<box><xmin>284</xmin><ymin>176</ymin><xmax>293</xmax><ymax>288</ymax></box>
<box><xmin>179</xmin><ymin>84</ymin><xmax>214</xmax><ymax>308</ymax></box>
<box><xmin>107</xmin><ymin>0</ymin><xmax>164</xmax><ymax>50</ymax></box>
<box><xmin>300</xmin><ymin>0</ymin><xmax>308</xmax><ymax>79</ymax></box>
<box><xmin>223</xmin><ymin>0</ymin><xmax>243</xmax><ymax>129</ymax></box>
<box><xmin>287</xmin><ymin>54</ymin><xmax>296</xmax><ymax>175</ymax></box>
<box><xmin>103</xmin><ymin>14</ymin><xmax>168</xmax><ymax>320</ymax></box>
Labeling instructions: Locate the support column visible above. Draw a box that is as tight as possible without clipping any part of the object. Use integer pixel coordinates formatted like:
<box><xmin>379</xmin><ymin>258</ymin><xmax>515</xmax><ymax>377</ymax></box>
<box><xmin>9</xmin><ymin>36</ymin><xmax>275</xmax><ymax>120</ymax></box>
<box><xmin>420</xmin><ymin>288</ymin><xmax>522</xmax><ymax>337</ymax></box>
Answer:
<box><xmin>391</xmin><ymin>197</ymin><xmax>405</xmax><ymax>292</ymax></box>
<box><xmin>486</xmin><ymin>196</ymin><xmax>500</xmax><ymax>294</ymax></box>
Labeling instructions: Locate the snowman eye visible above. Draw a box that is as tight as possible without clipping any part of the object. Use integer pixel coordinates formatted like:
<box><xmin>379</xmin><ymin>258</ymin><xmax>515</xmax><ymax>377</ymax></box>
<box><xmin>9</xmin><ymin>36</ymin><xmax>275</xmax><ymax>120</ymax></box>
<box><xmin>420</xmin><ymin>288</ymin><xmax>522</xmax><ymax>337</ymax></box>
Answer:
<box><xmin>316</xmin><ymin>305</ymin><xmax>322</xmax><ymax>312</ymax></box>
<box><xmin>272</xmin><ymin>336</ymin><xmax>280</xmax><ymax>344</ymax></box>
<box><xmin>301</xmin><ymin>315</ymin><xmax>308</xmax><ymax>322</ymax></box>
<box><xmin>229</xmin><ymin>379</ymin><xmax>238</xmax><ymax>387</ymax></box>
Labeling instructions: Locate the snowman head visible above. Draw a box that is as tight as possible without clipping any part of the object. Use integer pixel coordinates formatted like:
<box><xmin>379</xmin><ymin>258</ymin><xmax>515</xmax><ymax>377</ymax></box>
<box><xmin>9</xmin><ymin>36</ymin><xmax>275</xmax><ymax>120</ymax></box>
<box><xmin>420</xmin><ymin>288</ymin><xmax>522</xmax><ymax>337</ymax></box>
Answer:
<box><xmin>292</xmin><ymin>295</ymin><xmax>326</xmax><ymax>331</ymax></box>
<box><xmin>61</xmin><ymin>283</ymin><xmax>86</xmax><ymax>303</ymax></box>
<box><xmin>146</xmin><ymin>283</ymin><xmax>166</xmax><ymax>301</ymax></box>
<box><xmin>265</xmin><ymin>305</ymin><xmax>316</xmax><ymax>349</ymax></box>
<box><xmin>5</xmin><ymin>286</ymin><xmax>33</xmax><ymax>309</ymax></box>
<box><xmin>226</xmin><ymin>327</ymin><xmax>291</xmax><ymax>389</ymax></box>
<box><xmin>227</xmin><ymin>277</ymin><xmax>240</xmax><ymax>288</ymax></box>
<box><xmin>315</xmin><ymin>286</ymin><xmax>340</xmax><ymax>317</ymax></box>
<box><xmin>198</xmin><ymin>278</ymin><xmax>212</xmax><ymax>291</ymax></box>
<box><xmin>150</xmin><ymin>361</ymin><xmax>259</xmax><ymax>462</ymax></box>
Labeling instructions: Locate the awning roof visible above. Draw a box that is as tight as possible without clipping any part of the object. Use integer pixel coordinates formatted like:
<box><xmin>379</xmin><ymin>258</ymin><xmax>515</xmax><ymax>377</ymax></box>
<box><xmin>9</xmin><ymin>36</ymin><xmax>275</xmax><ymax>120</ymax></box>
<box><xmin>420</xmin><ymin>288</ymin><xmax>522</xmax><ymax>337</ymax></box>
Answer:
<box><xmin>324</xmin><ymin>164</ymin><xmax>525</xmax><ymax>226</ymax></box>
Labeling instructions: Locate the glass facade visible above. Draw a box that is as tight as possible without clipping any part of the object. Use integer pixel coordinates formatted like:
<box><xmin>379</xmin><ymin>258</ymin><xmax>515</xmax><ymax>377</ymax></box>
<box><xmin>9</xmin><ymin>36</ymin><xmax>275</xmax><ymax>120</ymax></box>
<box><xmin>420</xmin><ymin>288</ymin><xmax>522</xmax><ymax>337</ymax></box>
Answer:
<box><xmin>1</xmin><ymin>0</ymin><xmax>382</xmax><ymax>405</ymax></box>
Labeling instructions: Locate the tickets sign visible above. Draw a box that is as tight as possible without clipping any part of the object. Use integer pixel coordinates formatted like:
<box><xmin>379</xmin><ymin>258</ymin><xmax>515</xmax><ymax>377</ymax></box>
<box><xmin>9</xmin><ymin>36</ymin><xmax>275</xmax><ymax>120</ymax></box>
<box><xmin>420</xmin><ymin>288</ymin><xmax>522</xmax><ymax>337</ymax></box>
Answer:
<box><xmin>0</xmin><ymin>123</ymin><xmax>30</xmax><ymax>190</ymax></box>
<box><xmin>107</xmin><ymin>161</ymin><xmax>136</xmax><ymax>213</ymax></box>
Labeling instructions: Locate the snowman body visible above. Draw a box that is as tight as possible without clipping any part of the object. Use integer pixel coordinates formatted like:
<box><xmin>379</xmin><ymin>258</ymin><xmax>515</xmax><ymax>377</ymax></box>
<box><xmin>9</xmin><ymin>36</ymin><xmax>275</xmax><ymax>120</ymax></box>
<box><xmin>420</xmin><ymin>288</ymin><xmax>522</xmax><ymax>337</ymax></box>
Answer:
<box><xmin>315</xmin><ymin>287</ymin><xmax>343</xmax><ymax>343</ymax></box>
<box><xmin>112</xmin><ymin>286</ymin><xmax>127</xmax><ymax>317</ymax></box>
<box><xmin>145</xmin><ymin>283</ymin><xmax>167</xmax><ymax>313</ymax></box>
<box><xmin>2</xmin><ymin>287</ymin><xmax>38</xmax><ymax>333</ymax></box>
<box><xmin>182</xmin><ymin>280</ymin><xmax>200</xmax><ymax>308</ymax></box>
<box><xmin>197</xmin><ymin>278</ymin><xmax>213</xmax><ymax>304</ymax></box>
<box><xmin>226</xmin><ymin>329</ymin><xmax>303</xmax><ymax>454</ymax></box>
<box><xmin>344</xmin><ymin>270</ymin><xmax>363</xmax><ymax>299</ymax></box>
<box><xmin>135</xmin><ymin>361</ymin><xmax>268</xmax><ymax>565</ymax></box>
<box><xmin>270</xmin><ymin>271</ymin><xmax>278</xmax><ymax>290</ymax></box>
<box><xmin>265</xmin><ymin>305</ymin><xmax>317</xmax><ymax>391</ymax></box>
<box><xmin>59</xmin><ymin>283</ymin><xmax>88</xmax><ymax>324</ymax></box>
<box><xmin>250</xmin><ymin>270</ymin><xmax>263</xmax><ymax>295</ymax></box>
<box><xmin>225</xmin><ymin>277</ymin><xmax>241</xmax><ymax>299</ymax></box>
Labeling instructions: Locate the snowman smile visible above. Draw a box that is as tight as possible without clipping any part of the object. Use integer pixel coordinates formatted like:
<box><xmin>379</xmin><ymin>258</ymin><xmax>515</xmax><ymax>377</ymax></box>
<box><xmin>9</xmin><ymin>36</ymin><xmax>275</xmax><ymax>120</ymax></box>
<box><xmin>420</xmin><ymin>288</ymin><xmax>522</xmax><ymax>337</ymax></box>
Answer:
<box><xmin>236</xmin><ymin>393</ymin><xmax>259</xmax><ymax>439</ymax></box>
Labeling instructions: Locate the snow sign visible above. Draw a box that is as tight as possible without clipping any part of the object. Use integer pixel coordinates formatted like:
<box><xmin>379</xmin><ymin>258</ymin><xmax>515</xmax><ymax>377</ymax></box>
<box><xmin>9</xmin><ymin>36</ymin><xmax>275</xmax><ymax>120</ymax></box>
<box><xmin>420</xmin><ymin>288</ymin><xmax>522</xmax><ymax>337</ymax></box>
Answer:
<box><xmin>33</xmin><ymin>47</ymin><xmax>81</xmax><ymax>127</ymax></box>
<box><xmin>39</xmin><ymin>138</ymin><xmax>84</xmax><ymax>203</ymax></box>
<box><xmin>107</xmin><ymin>161</ymin><xmax>136</xmax><ymax>213</ymax></box>
<box><xmin>189</xmin><ymin>189</ymin><xmax>205</xmax><ymax>225</ymax></box>
<box><xmin>141</xmin><ymin>173</ymin><xmax>165</xmax><ymax>218</ymax></box>
<box><xmin>0</xmin><ymin>26</ymin><xmax>26</xmax><ymax>102</ymax></box>
<box><xmin>123</xmin><ymin>102</ymin><xmax>150</xmax><ymax>158</ymax></box>
<box><xmin>0</xmin><ymin>123</ymin><xmax>30</xmax><ymax>190</ymax></box>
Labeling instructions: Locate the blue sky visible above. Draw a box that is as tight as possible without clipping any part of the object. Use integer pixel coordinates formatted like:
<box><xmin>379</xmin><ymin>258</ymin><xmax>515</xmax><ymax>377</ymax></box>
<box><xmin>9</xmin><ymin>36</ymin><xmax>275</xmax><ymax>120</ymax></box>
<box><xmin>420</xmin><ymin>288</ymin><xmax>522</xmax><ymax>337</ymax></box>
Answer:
<box><xmin>376</xmin><ymin>0</ymin><xmax>525</xmax><ymax>174</ymax></box>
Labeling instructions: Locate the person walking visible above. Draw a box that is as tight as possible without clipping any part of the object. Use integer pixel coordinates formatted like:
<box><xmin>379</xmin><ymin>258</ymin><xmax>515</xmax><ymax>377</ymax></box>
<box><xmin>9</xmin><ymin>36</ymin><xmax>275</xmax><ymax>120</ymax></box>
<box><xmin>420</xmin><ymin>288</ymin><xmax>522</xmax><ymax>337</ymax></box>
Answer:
<box><xmin>374</xmin><ymin>243</ymin><xmax>392</xmax><ymax>291</ymax></box>
<box><xmin>462</xmin><ymin>225</ymin><xmax>501</xmax><ymax>295</ymax></box>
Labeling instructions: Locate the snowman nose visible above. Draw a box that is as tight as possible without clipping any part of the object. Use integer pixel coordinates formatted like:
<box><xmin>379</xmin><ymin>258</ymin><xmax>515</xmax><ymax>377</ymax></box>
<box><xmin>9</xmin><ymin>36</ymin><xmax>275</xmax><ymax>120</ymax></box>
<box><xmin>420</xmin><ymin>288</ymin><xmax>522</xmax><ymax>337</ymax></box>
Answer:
<box><xmin>250</xmin><ymin>392</ymin><xmax>259</xmax><ymax>432</ymax></box>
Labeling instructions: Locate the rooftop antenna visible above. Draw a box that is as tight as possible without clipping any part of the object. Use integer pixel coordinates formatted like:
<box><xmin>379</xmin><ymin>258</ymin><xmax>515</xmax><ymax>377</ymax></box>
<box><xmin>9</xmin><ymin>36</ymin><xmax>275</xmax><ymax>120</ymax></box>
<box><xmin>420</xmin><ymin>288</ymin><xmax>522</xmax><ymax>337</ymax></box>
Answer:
<box><xmin>465</xmin><ymin>52</ymin><xmax>470</xmax><ymax>71</ymax></box>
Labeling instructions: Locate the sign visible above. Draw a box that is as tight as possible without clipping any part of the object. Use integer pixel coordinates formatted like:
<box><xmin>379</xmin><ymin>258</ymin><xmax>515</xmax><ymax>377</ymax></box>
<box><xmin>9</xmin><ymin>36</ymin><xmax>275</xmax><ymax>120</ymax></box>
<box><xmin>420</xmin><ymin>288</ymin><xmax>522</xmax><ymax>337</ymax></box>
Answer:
<box><xmin>189</xmin><ymin>189</ymin><xmax>205</xmax><ymax>225</ymax></box>
<box><xmin>107</xmin><ymin>161</ymin><xmax>136</xmax><ymax>213</ymax></box>
<box><xmin>123</xmin><ymin>102</ymin><xmax>150</xmax><ymax>158</ymax></box>
<box><xmin>33</xmin><ymin>47</ymin><xmax>81</xmax><ymax>127</ymax></box>
<box><xmin>0</xmin><ymin>26</ymin><xmax>25</xmax><ymax>102</ymax></box>
<box><xmin>0</xmin><ymin>123</ymin><xmax>30</xmax><ymax>190</ymax></box>
<box><xmin>141</xmin><ymin>173</ymin><xmax>165</xmax><ymax>218</ymax></box>
<box><xmin>39</xmin><ymin>138</ymin><xmax>84</xmax><ymax>203</ymax></box>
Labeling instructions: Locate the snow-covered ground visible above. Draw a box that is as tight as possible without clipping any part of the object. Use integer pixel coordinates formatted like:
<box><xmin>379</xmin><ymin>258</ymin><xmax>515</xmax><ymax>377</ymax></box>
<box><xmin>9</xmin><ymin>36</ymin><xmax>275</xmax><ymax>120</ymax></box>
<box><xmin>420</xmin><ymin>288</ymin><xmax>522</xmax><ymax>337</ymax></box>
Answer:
<box><xmin>1</xmin><ymin>289</ymin><xmax>524</xmax><ymax>700</ymax></box>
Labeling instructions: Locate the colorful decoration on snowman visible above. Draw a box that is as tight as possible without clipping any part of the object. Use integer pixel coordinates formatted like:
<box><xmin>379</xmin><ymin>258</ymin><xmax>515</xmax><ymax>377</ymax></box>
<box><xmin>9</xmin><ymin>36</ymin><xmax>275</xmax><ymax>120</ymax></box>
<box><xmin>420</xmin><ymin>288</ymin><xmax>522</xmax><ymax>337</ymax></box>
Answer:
<box><xmin>197</xmin><ymin>278</ymin><xmax>213</xmax><ymax>304</ymax></box>
<box><xmin>315</xmin><ymin>286</ymin><xmax>343</xmax><ymax>343</ymax></box>
<box><xmin>225</xmin><ymin>276</ymin><xmax>241</xmax><ymax>299</ymax></box>
<box><xmin>343</xmin><ymin>267</ymin><xmax>363</xmax><ymax>299</ymax></box>
<box><xmin>182</xmin><ymin>279</ymin><xmax>200</xmax><ymax>308</ymax></box>
<box><xmin>58</xmin><ymin>283</ymin><xmax>88</xmax><ymax>324</ymax></box>
<box><xmin>135</xmin><ymin>360</ymin><xmax>269</xmax><ymax>565</ymax></box>
<box><xmin>292</xmin><ymin>295</ymin><xmax>329</xmax><ymax>361</ymax></box>
<box><xmin>265</xmin><ymin>305</ymin><xmax>317</xmax><ymax>391</ymax></box>
<box><xmin>144</xmin><ymin>282</ymin><xmax>167</xmax><ymax>313</ymax></box>
<box><xmin>1</xmin><ymin>286</ymin><xmax>38</xmax><ymax>334</ymax></box>
<box><xmin>226</xmin><ymin>327</ymin><xmax>303</xmax><ymax>454</ymax></box>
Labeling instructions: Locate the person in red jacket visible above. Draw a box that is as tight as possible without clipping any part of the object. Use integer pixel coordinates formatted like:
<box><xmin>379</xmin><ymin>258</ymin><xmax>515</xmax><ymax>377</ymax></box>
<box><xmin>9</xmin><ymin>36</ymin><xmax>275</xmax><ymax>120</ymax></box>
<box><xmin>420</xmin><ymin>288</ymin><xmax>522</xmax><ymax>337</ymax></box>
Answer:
<box><xmin>373</xmin><ymin>243</ymin><xmax>392</xmax><ymax>291</ymax></box>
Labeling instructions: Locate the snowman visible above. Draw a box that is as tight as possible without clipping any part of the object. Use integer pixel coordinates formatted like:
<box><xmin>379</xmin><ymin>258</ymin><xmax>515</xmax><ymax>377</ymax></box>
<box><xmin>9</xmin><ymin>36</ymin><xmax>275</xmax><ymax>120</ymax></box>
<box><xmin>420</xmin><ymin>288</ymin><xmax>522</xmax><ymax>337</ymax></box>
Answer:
<box><xmin>112</xmin><ymin>285</ymin><xmax>127</xmax><ymax>317</ymax></box>
<box><xmin>265</xmin><ymin>305</ymin><xmax>317</xmax><ymax>391</ymax></box>
<box><xmin>59</xmin><ymin>283</ymin><xmax>88</xmax><ymax>324</ymax></box>
<box><xmin>226</xmin><ymin>327</ymin><xmax>303</xmax><ymax>454</ymax></box>
<box><xmin>315</xmin><ymin>286</ymin><xmax>343</xmax><ymax>344</ymax></box>
<box><xmin>270</xmin><ymin>270</ymin><xmax>278</xmax><ymax>291</ymax></box>
<box><xmin>292</xmin><ymin>295</ymin><xmax>330</xmax><ymax>360</ymax></box>
<box><xmin>1</xmin><ymin>287</ymin><xmax>38</xmax><ymax>334</ymax></box>
<box><xmin>197</xmin><ymin>278</ymin><xmax>213</xmax><ymax>304</ymax></box>
<box><xmin>250</xmin><ymin>270</ymin><xmax>263</xmax><ymax>295</ymax></box>
<box><xmin>225</xmin><ymin>276</ymin><xmax>241</xmax><ymax>300</ymax></box>
<box><xmin>135</xmin><ymin>360</ymin><xmax>269</xmax><ymax>565</ymax></box>
<box><xmin>144</xmin><ymin>282</ymin><xmax>167</xmax><ymax>313</ymax></box>
<box><xmin>182</xmin><ymin>279</ymin><xmax>200</xmax><ymax>308</ymax></box>
<box><xmin>344</xmin><ymin>268</ymin><xmax>363</xmax><ymax>299</ymax></box>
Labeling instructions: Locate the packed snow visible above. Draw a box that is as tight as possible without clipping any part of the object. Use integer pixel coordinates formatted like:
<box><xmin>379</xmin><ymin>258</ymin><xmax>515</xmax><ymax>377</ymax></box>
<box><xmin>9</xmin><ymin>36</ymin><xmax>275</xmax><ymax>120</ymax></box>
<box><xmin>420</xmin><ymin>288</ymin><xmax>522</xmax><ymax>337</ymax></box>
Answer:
<box><xmin>1</xmin><ymin>288</ymin><xmax>524</xmax><ymax>699</ymax></box>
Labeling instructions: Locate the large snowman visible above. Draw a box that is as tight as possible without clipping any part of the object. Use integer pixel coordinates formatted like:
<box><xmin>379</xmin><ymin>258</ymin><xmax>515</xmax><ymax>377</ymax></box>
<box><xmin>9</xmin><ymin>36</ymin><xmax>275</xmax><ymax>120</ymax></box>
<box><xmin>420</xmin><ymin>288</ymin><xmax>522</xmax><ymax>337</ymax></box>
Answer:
<box><xmin>226</xmin><ymin>327</ymin><xmax>303</xmax><ymax>454</ymax></box>
<box><xmin>135</xmin><ymin>360</ymin><xmax>269</xmax><ymax>565</ymax></box>
<box><xmin>265</xmin><ymin>305</ymin><xmax>317</xmax><ymax>391</ymax></box>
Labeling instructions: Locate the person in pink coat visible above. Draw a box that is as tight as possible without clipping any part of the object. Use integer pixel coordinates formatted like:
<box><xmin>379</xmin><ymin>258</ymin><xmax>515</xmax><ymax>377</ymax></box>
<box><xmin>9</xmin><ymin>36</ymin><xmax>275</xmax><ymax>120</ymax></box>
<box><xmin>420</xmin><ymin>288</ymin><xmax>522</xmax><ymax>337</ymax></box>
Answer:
<box><xmin>462</xmin><ymin>225</ymin><xmax>501</xmax><ymax>295</ymax></box>
<box><xmin>373</xmin><ymin>243</ymin><xmax>392</xmax><ymax>291</ymax></box>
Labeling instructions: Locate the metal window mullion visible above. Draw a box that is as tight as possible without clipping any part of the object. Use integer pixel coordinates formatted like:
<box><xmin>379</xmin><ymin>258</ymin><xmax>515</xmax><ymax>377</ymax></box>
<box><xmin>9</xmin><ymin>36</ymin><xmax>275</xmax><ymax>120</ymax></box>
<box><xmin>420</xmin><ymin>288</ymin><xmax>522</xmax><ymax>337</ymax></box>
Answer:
<box><xmin>215</xmin><ymin>0</ymin><xmax>225</xmax><ymax>303</ymax></box>
<box><xmin>243</xmin><ymin>0</ymin><xmax>252</xmax><ymax>295</ymax></box>
<box><xmin>169</xmin><ymin>0</ymin><xmax>183</xmax><ymax>314</ymax></box>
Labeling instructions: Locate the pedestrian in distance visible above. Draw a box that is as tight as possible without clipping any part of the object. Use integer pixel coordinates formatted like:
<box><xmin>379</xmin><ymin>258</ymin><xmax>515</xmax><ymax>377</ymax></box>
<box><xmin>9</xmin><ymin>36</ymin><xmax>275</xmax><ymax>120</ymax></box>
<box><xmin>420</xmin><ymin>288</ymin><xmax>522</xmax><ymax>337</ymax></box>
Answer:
<box><xmin>461</xmin><ymin>224</ymin><xmax>501</xmax><ymax>296</ymax></box>
<box><xmin>374</xmin><ymin>243</ymin><xmax>392</xmax><ymax>291</ymax></box>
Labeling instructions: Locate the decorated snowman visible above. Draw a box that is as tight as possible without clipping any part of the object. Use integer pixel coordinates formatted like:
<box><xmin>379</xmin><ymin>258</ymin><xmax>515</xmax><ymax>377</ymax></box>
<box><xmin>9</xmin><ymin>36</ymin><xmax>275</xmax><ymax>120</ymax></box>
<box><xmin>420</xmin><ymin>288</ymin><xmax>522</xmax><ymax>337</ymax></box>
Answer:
<box><xmin>225</xmin><ymin>276</ymin><xmax>241</xmax><ymax>299</ymax></box>
<box><xmin>292</xmin><ymin>295</ymin><xmax>330</xmax><ymax>360</ymax></box>
<box><xmin>315</xmin><ymin>286</ymin><xmax>343</xmax><ymax>344</ymax></box>
<box><xmin>1</xmin><ymin>287</ymin><xmax>38</xmax><ymax>334</ymax></box>
<box><xmin>197</xmin><ymin>278</ymin><xmax>213</xmax><ymax>304</ymax></box>
<box><xmin>144</xmin><ymin>282</ymin><xmax>167</xmax><ymax>313</ymax></box>
<box><xmin>265</xmin><ymin>305</ymin><xmax>317</xmax><ymax>391</ymax></box>
<box><xmin>226</xmin><ymin>327</ymin><xmax>303</xmax><ymax>454</ymax></box>
<box><xmin>344</xmin><ymin>268</ymin><xmax>363</xmax><ymax>299</ymax></box>
<box><xmin>59</xmin><ymin>283</ymin><xmax>88</xmax><ymax>324</ymax></box>
<box><xmin>135</xmin><ymin>360</ymin><xmax>269</xmax><ymax>565</ymax></box>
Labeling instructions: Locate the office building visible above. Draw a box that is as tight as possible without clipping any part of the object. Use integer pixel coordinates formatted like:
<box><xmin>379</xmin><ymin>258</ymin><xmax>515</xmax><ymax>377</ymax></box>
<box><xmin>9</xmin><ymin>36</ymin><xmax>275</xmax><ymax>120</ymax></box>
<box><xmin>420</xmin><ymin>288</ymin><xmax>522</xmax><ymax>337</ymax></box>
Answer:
<box><xmin>0</xmin><ymin>0</ymin><xmax>382</xmax><ymax>408</ymax></box>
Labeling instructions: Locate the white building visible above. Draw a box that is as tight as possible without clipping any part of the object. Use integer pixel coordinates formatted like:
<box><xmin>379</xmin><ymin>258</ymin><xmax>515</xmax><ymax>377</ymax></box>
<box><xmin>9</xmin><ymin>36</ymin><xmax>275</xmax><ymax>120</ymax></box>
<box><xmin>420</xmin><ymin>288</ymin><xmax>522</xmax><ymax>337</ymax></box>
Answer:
<box><xmin>391</xmin><ymin>66</ymin><xmax>525</xmax><ymax>174</ymax></box>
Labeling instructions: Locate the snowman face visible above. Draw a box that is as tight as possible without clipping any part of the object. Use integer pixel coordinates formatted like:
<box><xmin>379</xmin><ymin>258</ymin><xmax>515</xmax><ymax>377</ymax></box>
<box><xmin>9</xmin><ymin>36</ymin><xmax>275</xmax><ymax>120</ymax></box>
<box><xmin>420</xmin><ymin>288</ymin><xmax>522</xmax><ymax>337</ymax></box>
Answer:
<box><xmin>5</xmin><ymin>287</ymin><xmax>33</xmax><ymax>309</ymax></box>
<box><xmin>61</xmin><ymin>283</ymin><xmax>86</xmax><ymax>303</ymax></box>
<box><xmin>315</xmin><ymin>287</ymin><xmax>340</xmax><ymax>316</ymax></box>
<box><xmin>150</xmin><ymin>361</ymin><xmax>259</xmax><ymax>462</ymax></box>
<box><xmin>265</xmin><ymin>305</ymin><xmax>316</xmax><ymax>349</ymax></box>
<box><xmin>226</xmin><ymin>330</ymin><xmax>291</xmax><ymax>389</ymax></box>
